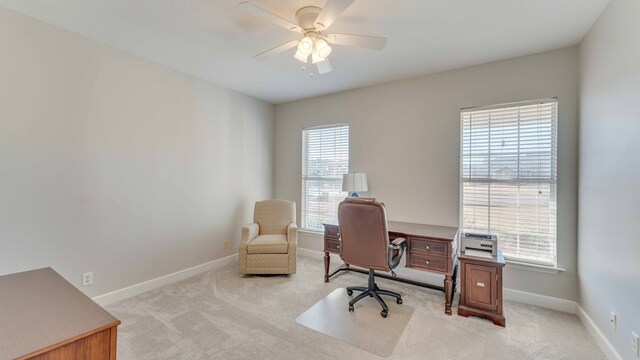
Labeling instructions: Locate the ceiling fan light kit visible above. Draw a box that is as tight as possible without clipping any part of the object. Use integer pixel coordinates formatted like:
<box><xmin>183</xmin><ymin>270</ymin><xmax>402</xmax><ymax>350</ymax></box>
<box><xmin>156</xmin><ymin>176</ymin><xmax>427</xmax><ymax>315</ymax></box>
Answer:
<box><xmin>238</xmin><ymin>0</ymin><xmax>387</xmax><ymax>75</ymax></box>
<box><xmin>295</xmin><ymin>33</ymin><xmax>332</xmax><ymax>64</ymax></box>
<box><xmin>298</xmin><ymin>36</ymin><xmax>314</xmax><ymax>56</ymax></box>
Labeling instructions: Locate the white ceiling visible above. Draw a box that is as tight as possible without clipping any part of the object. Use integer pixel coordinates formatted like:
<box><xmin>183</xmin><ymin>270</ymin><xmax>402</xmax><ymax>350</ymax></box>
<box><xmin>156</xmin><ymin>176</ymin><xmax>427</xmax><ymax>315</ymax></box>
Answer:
<box><xmin>0</xmin><ymin>0</ymin><xmax>609</xmax><ymax>104</ymax></box>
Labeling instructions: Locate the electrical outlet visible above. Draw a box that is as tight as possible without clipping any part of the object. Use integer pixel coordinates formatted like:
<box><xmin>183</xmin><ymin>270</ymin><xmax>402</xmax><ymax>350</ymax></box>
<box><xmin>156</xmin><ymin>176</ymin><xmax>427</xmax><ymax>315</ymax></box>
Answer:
<box><xmin>610</xmin><ymin>312</ymin><xmax>617</xmax><ymax>330</ymax></box>
<box><xmin>81</xmin><ymin>272</ymin><xmax>93</xmax><ymax>287</ymax></box>
<box><xmin>632</xmin><ymin>332</ymin><xmax>639</xmax><ymax>357</ymax></box>
<box><xmin>224</xmin><ymin>240</ymin><xmax>229</xmax><ymax>249</ymax></box>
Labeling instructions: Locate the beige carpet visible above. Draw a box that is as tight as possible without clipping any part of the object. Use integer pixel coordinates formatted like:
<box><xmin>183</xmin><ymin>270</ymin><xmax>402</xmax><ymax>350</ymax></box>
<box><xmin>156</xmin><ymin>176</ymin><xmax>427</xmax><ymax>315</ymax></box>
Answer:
<box><xmin>296</xmin><ymin>288</ymin><xmax>415</xmax><ymax>357</ymax></box>
<box><xmin>107</xmin><ymin>256</ymin><xmax>605</xmax><ymax>360</ymax></box>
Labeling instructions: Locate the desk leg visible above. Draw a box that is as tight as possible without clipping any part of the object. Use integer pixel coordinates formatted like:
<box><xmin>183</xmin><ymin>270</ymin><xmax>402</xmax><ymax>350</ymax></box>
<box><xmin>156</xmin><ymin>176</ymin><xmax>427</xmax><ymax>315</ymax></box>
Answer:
<box><xmin>324</xmin><ymin>251</ymin><xmax>330</xmax><ymax>283</ymax></box>
<box><xmin>444</xmin><ymin>274</ymin><xmax>453</xmax><ymax>315</ymax></box>
<box><xmin>451</xmin><ymin>261</ymin><xmax>459</xmax><ymax>303</ymax></box>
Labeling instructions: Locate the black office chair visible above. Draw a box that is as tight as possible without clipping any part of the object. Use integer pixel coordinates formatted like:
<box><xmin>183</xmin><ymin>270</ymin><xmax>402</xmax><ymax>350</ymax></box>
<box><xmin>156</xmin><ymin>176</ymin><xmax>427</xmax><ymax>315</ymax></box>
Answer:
<box><xmin>338</xmin><ymin>198</ymin><xmax>407</xmax><ymax>318</ymax></box>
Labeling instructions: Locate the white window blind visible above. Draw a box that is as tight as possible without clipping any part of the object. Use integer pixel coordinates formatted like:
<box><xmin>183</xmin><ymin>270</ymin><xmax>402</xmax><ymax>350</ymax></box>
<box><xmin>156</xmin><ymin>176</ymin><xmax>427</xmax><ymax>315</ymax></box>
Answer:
<box><xmin>302</xmin><ymin>125</ymin><xmax>349</xmax><ymax>231</ymax></box>
<box><xmin>461</xmin><ymin>99</ymin><xmax>558</xmax><ymax>265</ymax></box>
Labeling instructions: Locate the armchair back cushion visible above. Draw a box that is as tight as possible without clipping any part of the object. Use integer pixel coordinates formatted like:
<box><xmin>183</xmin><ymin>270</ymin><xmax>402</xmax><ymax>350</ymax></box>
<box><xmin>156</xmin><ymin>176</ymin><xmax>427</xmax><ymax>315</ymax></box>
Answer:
<box><xmin>254</xmin><ymin>199</ymin><xmax>296</xmax><ymax>235</ymax></box>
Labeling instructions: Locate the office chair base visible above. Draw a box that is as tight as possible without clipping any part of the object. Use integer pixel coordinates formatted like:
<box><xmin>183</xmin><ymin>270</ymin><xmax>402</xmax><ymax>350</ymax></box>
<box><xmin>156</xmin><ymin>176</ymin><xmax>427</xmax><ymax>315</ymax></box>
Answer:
<box><xmin>346</xmin><ymin>269</ymin><xmax>402</xmax><ymax>318</ymax></box>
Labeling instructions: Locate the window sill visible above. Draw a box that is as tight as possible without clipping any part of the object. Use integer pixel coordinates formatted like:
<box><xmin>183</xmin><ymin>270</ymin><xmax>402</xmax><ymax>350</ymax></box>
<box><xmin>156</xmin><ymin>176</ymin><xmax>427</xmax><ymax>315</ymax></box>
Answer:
<box><xmin>298</xmin><ymin>228</ymin><xmax>324</xmax><ymax>236</ymax></box>
<box><xmin>505</xmin><ymin>260</ymin><xmax>566</xmax><ymax>274</ymax></box>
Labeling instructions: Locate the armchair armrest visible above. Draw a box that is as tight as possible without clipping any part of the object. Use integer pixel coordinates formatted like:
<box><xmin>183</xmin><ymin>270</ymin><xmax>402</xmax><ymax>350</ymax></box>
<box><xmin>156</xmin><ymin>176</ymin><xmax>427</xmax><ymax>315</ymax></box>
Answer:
<box><xmin>239</xmin><ymin>223</ymin><xmax>259</xmax><ymax>275</ymax></box>
<box><xmin>388</xmin><ymin>237</ymin><xmax>407</xmax><ymax>270</ymax></box>
<box><xmin>287</xmin><ymin>223</ymin><xmax>298</xmax><ymax>245</ymax></box>
<box><xmin>241</xmin><ymin>223</ymin><xmax>259</xmax><ymax>244</ymax></box>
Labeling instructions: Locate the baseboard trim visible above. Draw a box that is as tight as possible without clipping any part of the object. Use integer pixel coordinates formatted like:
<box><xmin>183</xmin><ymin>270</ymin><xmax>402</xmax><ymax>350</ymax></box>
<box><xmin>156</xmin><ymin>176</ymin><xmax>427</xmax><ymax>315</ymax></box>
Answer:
<box><xmin>298</xmin><ymin>248</ymin><xmax>326</xmax><ymax>260</ymax></box>
<box><xmin>503</xmin><ymin>288</ymin><xmax>577</xmax><ymax>313</ymax></box>
<box><xmin>576</xmin><ymin>304</ymin><xmax>623</xmax><ymax>360</ymax></box>
<box><xmin>92</xmin><ymin>253</ymin><xmax>238</xmax><ymax>307</ymax></box>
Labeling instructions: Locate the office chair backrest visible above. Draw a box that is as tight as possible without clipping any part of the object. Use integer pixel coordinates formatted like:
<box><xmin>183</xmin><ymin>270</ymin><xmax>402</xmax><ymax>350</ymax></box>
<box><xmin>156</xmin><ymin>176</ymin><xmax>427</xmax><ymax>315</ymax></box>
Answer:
<box><xmin>338</xmin><ymin>198</ymin><xmax>391</xmax><ymax>272</ymax></box>
<box><xmin>254</xmin><ymin>199</ymin><xmax>295</xmax><ymax>235</ymax></box>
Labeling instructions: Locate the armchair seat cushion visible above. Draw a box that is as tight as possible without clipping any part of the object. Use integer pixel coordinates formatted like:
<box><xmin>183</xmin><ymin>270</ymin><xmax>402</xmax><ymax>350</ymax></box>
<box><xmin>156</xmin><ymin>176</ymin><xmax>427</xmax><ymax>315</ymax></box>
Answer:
<box><xmin>247</xmin><ymin>234</ymin><xmax>288</xmax><ymax>254</ymax></box>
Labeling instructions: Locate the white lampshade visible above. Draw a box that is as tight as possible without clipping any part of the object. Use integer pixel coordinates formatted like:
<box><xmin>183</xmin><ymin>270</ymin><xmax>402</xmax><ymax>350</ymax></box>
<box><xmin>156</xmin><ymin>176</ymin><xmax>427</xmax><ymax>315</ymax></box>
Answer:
<box><xmin>294</xmin><ymin>48</ymin><xmax>309</xmax><ymax>63</ymax></box>
<box><xmin>342</xmin><ymin>173</ymin><xmax>368</xmax><ymax>193</ymax></box>
<box><xmin>298</xmin><ymin>36</ymin><xmax>314</xmax><ymax>56</ymax></box>
<box><xmin>314</xmin><ymin>39</ymin><xmax>332</xmax><ymax>59</ymax></box>
<box><xmin>311</xmin><ymin>49</ymin><xmax>324</xmax><ymax>64</ymax></box>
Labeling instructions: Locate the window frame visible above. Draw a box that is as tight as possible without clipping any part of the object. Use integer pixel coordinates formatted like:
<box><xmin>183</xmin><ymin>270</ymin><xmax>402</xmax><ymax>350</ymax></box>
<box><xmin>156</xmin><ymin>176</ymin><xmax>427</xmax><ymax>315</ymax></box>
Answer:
<box><xmin>301</xmin><ymin>124</ymin><xmax>349</xmax><ymax>232</ymax></box>
<box><xmin>459</xmin><ymin>98</ymin><xmax>559</xmax><ymax>266</ymax></box>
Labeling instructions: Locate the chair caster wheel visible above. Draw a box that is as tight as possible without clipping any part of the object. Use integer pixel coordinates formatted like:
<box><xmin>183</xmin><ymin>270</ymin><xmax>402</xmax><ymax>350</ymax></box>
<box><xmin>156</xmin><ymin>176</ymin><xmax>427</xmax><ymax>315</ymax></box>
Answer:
<box><xmin>397</xmin><ymin>299</ymin><xmax>403</xmax><ymax>304</ymax></box>
<box><xmin>347</xmin><ymin>289</ymin><xmax>353</xmax><ymax>296</ymax></box>
<box><xmin>349</xmin><ymin>305</ymin><xmax>354</xmax><ymax>312</ymax></box>
<box><xmin>381</xmin><ymin>310</ymin><xmax>388</xmax><ymax>318</ymax></box>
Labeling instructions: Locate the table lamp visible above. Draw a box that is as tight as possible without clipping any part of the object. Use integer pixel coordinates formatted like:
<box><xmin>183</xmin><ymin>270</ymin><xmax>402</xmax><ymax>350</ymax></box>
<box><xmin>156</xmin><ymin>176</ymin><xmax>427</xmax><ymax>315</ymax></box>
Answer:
<box><xmin>342</xmin><ymin>172</ymin><xmax>368</xmax><ymax>197</ymax></box>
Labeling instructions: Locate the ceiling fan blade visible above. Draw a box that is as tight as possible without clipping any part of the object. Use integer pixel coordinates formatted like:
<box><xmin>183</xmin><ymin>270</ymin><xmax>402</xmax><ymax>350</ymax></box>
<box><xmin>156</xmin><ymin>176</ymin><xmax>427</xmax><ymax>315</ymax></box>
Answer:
<box><xmin>253</xmin><ymin>40</ymin><xmax>299</xmax><ymax>60</ymax></box>
<box><xmin>326</xmin><ymin>33</ymin><xmax>387</xmax><ymax>50</ymax></box>
<box><xmin>314</xmin><ymin>0</ymin><xmax>355</xmax><ymax>30</ymax></box>
<box><xmin>315</xmin><ymin>59</ymin><xmax>332</xmax><ymax>74</ymax></box>
<box><xmin>238</xmin><ymin>2</ymin><xmax>302</xmax><ymax>33</ymax></box>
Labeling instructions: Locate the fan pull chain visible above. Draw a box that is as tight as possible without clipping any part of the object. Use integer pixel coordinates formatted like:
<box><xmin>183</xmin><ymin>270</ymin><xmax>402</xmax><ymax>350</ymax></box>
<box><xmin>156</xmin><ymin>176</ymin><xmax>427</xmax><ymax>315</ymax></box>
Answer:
<box><xmin>300</xmin><ymin>65</ymin><xmax>313</xmax><ymax>77</ymax></box>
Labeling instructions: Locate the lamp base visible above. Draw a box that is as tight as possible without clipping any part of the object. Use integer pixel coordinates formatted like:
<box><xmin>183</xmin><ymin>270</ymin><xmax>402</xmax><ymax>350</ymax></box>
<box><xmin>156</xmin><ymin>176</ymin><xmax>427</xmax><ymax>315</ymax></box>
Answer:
<box><xmin>350</xmin><ymin>192</ymin><xmax>359</xmax><ymax>197</ymax></box>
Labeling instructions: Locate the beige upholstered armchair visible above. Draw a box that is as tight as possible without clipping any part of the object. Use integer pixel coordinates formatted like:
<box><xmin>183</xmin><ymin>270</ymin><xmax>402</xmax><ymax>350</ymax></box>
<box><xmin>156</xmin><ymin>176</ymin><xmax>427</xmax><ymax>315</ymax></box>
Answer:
<box><xmin>239</xmin><ymin>199</ymin><xmax>297</xmax><ymax>275</ymax></box>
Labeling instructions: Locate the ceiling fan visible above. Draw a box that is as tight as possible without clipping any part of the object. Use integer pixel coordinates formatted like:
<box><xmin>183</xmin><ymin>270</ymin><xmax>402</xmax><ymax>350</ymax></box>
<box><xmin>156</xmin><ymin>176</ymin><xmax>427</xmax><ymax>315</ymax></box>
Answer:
<box><xmin>238</xmin><ymin>0</ymin><xmax>387</xmax><ymax>75</ymax></box>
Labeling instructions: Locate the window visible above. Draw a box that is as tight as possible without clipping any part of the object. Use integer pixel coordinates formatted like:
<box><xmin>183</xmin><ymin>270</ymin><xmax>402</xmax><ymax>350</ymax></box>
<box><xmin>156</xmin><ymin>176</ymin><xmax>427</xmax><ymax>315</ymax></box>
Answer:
<box><xmin>461</xmin><ymin>99</ymin><xmax>558</xmax><ymax>265</ymax></box>
<box><xmin>302</xmin><ymin>125</ymin><xmax>349</xmax><ymax>231</ymax></box>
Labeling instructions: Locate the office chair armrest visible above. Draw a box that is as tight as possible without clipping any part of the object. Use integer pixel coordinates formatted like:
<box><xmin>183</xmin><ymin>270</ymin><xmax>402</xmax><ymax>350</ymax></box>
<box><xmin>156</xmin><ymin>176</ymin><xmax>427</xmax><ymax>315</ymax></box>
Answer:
<box><xmin>388</xmin><ymin>237</ymin><xmax>407</xmax><ymax>269</ymax></box>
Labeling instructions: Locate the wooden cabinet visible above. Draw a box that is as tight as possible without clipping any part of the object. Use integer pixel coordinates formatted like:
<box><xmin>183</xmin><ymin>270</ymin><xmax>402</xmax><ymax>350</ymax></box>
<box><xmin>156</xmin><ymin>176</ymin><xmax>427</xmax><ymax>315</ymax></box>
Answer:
<box><xmin>458</xmin><ymin>250</ymin><xmax>505</xmax><ymax>327</ymax></box>
<box><xmin>0</xmin><ymin>268</ymin><xmax>120</xmax><ymax>359</ymax></box>
<box><xmin>464</xmin><ymin>263</ymin><xmax>498</xmax><ymax>311</ymax></box>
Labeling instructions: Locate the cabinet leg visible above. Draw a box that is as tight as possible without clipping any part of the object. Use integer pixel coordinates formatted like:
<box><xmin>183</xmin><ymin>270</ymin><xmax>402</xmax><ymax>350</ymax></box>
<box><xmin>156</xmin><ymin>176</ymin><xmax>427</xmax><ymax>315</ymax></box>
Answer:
<box><xmin>444</xmin><ymin>274</ymin><xmax>453</xmax><ymax>315</ymax></box>
<box><xmin>324</xmin><ymin>252</ymin><xmax>330</xmax><ymax>283</ymax></box>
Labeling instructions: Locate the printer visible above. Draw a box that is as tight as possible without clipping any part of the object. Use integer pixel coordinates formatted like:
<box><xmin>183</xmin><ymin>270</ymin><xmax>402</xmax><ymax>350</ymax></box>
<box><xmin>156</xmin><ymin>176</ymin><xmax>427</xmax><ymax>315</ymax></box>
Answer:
<box><xmin>461</xmin><ymin>232</ymin><xmax>498</xmax><ymax>259</ymax></box>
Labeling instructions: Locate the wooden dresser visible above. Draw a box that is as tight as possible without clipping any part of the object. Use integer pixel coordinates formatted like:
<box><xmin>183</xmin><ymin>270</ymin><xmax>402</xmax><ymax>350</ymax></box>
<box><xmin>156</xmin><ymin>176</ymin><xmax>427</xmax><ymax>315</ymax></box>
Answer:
<box><xmin>0</xmin><ymin>268</ymin><xmax>121</xmax><ymax>360</ymax></box>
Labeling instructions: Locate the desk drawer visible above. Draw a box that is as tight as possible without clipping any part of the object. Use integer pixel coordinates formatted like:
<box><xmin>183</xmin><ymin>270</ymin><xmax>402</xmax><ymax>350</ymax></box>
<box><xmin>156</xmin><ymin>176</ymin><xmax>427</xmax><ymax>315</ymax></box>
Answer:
<box><xmin>324</xmin><ymin>225</ymin><xmax>340</xmax><ymax>239</ymax></box>
<box><xmin>409</xmin><ymin>237</ymin><xmax>448</xmax><ymax>256</ymax></box>
<box><xmin>326</xmin><ymin>239</ymin><xmax>341</xmax><ymax>253</ymax></box>
<box><xmin>407</xmin><ymin>253</ymin><xmax>447</xmax><ymax>272</ymax></box>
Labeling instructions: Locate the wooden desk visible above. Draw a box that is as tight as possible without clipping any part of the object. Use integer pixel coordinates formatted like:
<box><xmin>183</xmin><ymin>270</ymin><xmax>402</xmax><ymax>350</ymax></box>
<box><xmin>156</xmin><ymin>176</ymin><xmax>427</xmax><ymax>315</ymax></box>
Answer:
<box><xmin>323</xmin><ymin>221</ymin><xmax>459</xmax><ymax>315</ymax></box>
<box><xmin>0</xmin><ymin>268</ymin><xmax>121</xmax><ymax>360</ymax></box>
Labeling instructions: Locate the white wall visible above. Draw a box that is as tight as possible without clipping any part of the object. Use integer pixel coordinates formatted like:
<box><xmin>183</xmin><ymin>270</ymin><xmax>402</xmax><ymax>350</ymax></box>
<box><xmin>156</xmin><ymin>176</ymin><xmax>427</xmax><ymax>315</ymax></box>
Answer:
<box><xmin>579</xmin><ymin>0</ymin><xmax>640</xmax><ymax>358</ymax></box>
<box><xmin>275</xmin><ymin>47</ymin><xmax>580</xmax><ymax>300</ymax></box>
<box><xmin>0</xmin><ymin>7</ymin><xmax>274</xmax><ymax>297</ymax></box>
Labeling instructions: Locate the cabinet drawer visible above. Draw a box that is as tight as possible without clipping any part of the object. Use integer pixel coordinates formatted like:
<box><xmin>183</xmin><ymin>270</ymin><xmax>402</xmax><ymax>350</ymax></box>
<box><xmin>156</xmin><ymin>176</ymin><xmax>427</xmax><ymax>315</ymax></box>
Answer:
<box><xmin>464</xmin><ymin>263</ymin><xmax>497</xmax><ymax>312</ymax></box>
<box><xmin>407</xmin><ymin>252</ymin><xmax>447</xmax><ymax>272</ymax></box>
<box><xmin>409</xmin><ymin>237</ymin><xmax>448</xmax><ymax>256</ymax></box>
<box><xmin>326</xmin><ymin>239</ymin><xmax>341</xmax><ymax>253</ymax></box>
<box><xmin>324</xmin><ymin>225</ymin><xmax>340</xmax><ymax>239</ymax></box>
